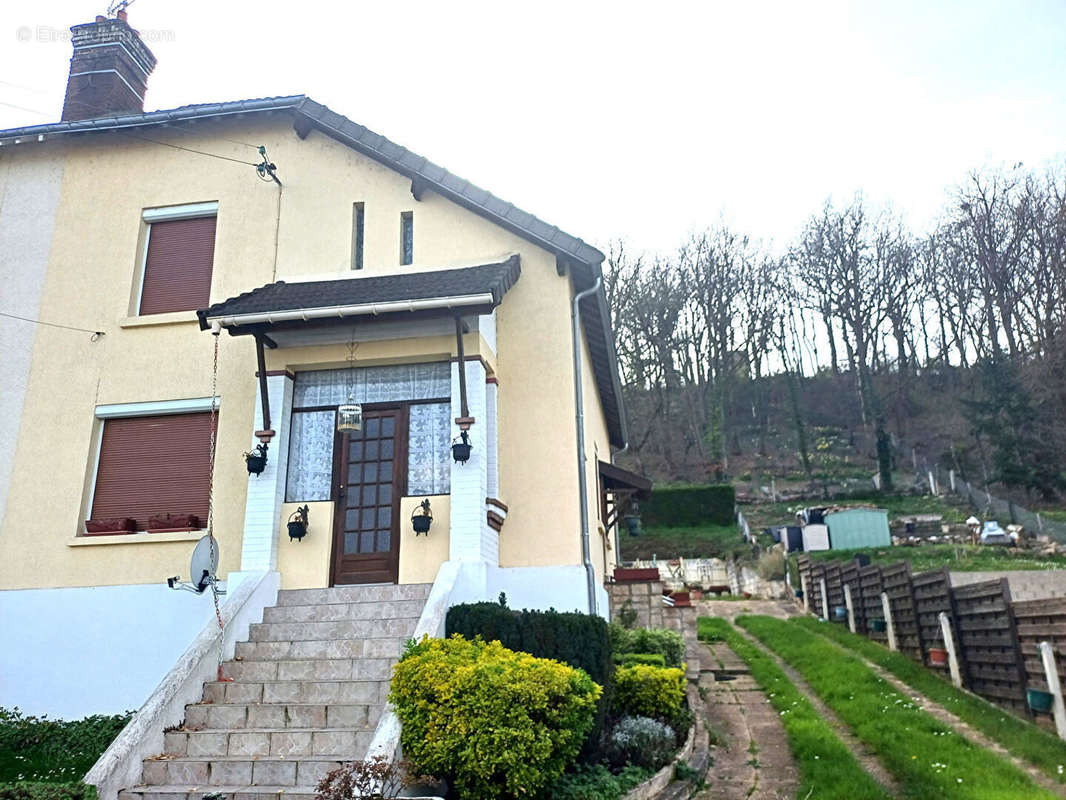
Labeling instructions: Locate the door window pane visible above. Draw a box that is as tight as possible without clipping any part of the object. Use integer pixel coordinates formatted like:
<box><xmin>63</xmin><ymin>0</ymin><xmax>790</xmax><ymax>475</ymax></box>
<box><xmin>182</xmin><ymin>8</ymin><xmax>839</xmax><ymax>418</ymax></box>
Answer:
<box><xmin>344</xmin><ymin>532</ymin><xmax>360</xmax><ymax>554</ymax></box>
<box><xmin>361</xmin><ymin>485</ymin><xmax>377</xmax><ymax>505</ymax></box>
<box><xmin>376</xmin><ymin>531</ymin><xmax>391</xmax><ymax>551</ymax></box>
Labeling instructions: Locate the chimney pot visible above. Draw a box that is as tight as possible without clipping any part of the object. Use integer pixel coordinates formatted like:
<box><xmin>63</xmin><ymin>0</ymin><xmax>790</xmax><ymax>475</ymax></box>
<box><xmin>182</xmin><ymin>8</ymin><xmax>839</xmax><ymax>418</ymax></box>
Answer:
<box><xmin>61</xmin><ymin>14</ymin><xmax>157</xmax><ymax>122</ymax></box>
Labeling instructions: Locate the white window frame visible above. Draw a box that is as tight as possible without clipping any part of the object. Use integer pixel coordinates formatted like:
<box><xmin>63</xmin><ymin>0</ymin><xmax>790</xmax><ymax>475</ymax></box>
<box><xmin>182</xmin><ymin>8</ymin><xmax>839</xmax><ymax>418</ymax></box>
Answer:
<box><xmin>136</xmin><ymin>201</ymin><xmax>219</xmax><ymax>315</ymax></box>
<box><xmin>85</xmin><ymin>397</ymin><xmax>220</xmax><ymax>530</ymax></box>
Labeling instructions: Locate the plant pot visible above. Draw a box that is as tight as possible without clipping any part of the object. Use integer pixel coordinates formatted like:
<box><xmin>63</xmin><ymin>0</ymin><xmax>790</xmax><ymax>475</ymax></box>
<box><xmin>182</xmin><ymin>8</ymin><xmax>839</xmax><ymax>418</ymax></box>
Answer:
<box><xmin>613</xmin><ymin>567</ymin><xmax>660</xmax><ymax>583</ymax></box>
<box><xmin>412</xmin><ymin>515</ymin><xmax>432</xmax><ymax>534</ymax></box>
<box><xmin>1028</xmin><ymin>688</ymin><xmax>1054</xmax><ymax>714</ymax></box>
<box><xmin>690</xmin><ymin>589</ymin><xmax>703</xmax><ymax>601</ymax></box>
<box><xmin>148</xmin><ymin>513</ymin><xmax>201</xmax><ymax>532</ymax></box>
<box><xmin>671</xmin><ymin>591</ymin><xmax>692</xmax><ymax>607</ymax></box>
<box><xmin>832</xmin><ymin>606</ymin><xmax>848</xmax><ymax>621</ymax></box>
<box><xmin>246</xmin><ymin>453</ymin><xmax>267</xmax><ymax>476</ymax></box>
<box><xmin>623</xmin><ymin>515</ymin><xmax>641</xmax><ymax>536</ymax></box>
<box><xmin>451</xmin><ymin>442</ymin><xmax>472</xmax><ymax>464</ymax></box>
<box><xmin>928</xmin><ymin>648</ymin><xmax>949</xmax><ymax>666</ymax></box>
<box><xmin>85</xmin><ymin>517</ymin><xmax>136</xmax><ymax>535</ymax></box>
<box><xmin>287</xmin><ymin>520</ymin><xmax>307</xmax><ymax>541</ymax></box>
<box><xmin>871</xmin><ymin>618</ymin><xmax>887</xmax><ymax>633</ymax></box>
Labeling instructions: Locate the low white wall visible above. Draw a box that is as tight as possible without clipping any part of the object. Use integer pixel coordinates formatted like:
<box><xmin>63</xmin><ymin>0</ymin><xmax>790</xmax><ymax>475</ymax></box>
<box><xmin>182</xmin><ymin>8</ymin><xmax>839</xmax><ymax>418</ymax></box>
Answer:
<box><xmin>0</xmin><ymin>582</ymin><xmax>220</xmax><ymax>718</ymax></box>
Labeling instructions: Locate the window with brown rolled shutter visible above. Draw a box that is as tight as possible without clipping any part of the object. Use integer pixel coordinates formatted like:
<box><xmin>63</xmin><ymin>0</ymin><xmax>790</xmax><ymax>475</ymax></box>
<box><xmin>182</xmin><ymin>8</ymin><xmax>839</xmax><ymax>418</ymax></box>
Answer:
<box><xmin>88</xmin><ymin>413</ymin><xmax>212</xmax><ymax>531</ymax></box>
<box><xmin>138</xmin><ymin>216</ymin><xmax>216</xmax><ymax>315</ymax></box>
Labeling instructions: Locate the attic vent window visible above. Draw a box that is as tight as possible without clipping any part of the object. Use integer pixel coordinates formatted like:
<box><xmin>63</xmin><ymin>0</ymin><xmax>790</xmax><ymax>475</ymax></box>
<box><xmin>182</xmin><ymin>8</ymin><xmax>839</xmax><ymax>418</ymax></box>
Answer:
<box><xmin>400</xmin><ymin>211</ymin><xmax>413</xmax><ymax>266</ymax></box>
<box><xmin>352</xmin><ymin>202</ymin><xmax>365</xmax><ymax>271</ymax></box>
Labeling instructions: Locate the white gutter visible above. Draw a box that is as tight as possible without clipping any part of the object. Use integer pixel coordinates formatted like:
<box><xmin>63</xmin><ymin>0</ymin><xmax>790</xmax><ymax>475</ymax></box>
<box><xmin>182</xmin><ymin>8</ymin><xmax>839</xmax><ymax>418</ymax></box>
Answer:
<box><xmin>573</xmin><ymin>277</ymin><xmax>603</xmax><ymax>617</ymax></box>
<box><xmin>207</xmin><ymin>292</ymin><xmax>496</xmax><ymax>328</ymax></box>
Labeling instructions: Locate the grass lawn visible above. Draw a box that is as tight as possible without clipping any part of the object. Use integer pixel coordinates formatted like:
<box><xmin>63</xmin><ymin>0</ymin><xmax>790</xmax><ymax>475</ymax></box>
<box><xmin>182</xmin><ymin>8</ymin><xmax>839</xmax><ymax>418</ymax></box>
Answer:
<box><xmin>619</xmin><ymin>522</ymin><xmax>747</xmax><ymax>561</ymax></box>
<box><xmin>737</xmin><ymin>615</ymin><xmax>1056</xmax><ymax>799</ymax></box>
<box><xmin>697</xmin><ymin>617</ymin><xmax>890</xmax><ymax>800</ymax></box>
<box><xmin>1040</xmin><ymin>510</ymin><xmax>1066</xmax><ymax>523</ymax></box>
<box><xmin>794</xmin><ymin>617</ymin><xmax>1066</xmax><ymax>785</ymax></box>
<box><xmin>795</xmin><ymin>544</ymin><xmax>1066</xmax><ymax>574</ymax></box>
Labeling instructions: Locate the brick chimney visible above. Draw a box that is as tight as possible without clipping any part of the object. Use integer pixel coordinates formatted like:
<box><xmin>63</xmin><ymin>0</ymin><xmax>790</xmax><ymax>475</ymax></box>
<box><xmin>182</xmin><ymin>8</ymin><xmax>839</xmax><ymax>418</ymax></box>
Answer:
<box><xmin>61</xmin><ymin>11</ymin><xmax>157</xmax><ymax>122</ymax></box>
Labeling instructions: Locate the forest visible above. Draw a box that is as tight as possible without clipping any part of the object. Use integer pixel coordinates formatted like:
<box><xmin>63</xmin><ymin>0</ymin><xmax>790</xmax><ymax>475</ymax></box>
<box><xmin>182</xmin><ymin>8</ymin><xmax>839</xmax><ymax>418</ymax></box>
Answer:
<box><xmin>606</xmin><ymin>162</ymin><xmax>1066</xmax><ymax>506</ymax></box>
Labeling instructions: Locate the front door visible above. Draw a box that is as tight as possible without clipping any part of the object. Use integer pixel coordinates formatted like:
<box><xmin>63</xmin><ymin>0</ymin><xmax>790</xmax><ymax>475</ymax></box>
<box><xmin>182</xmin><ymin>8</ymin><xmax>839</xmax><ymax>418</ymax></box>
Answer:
<box><xmin>331</xmin><ymin>407</ymin><xmax>406</xmax><ymax>585</ymax></box>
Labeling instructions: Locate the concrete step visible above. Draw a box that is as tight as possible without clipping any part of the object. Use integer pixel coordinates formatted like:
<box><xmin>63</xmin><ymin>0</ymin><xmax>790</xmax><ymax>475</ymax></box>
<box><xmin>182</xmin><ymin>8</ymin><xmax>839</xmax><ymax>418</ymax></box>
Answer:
<box><xmin>247</xmin><ymin>617</ymin><xmax>418</xmax><ymax>642</ymax></box>
<box><xmin>184</xmin><ymin>702</ymin><xmax>381</xmax><ymax>731</ymax></box>
<box><xmin>262</xmin><ymin>597</ymin><xmax>426</xmax><ymax>623</ymax></box>
<box><xmin>141</xmin><ymin>756</ymin><xmax>350</xmax><ymax>787</ymax></box>
<box><xmin>222</xmin><ymin>657</ymin><xmax>394</xmax><ymax>682</ymax></box>
<box><xmin>235</xmin><ymin>636</ymin><xmax>405</xmax><ymax>661</ymax></box>
<box><xmin>202</xmin><ymin>679</ymin><xmax>388</xmax><ymax>705</ymax></box>
<box><xmin>163</xmin><ymin>728</ymin><xmax>372</xmax><ymax>758</ymax></box>
<box><xmin>275</xmin><ymin>583</ymin><xmax>431</xmax><ymax>606</ymax></box>
<box><xmin>121</xmin><ymin>785</ymin><xmax>318</xmax><ymax>800</ymax></box>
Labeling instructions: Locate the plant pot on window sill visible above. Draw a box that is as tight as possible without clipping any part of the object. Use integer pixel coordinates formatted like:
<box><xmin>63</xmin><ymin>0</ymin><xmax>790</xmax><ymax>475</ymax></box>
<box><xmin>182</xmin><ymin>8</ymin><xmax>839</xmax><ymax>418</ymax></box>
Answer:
<box><xmin>85</xmin><ymin>517</ymin><xmax>137</xmax><ymax>535</ymax></box>
<box><xmin>148</xmin><ymin>513</ymin><xmax>202</xmax><ymax>533</ymax></box>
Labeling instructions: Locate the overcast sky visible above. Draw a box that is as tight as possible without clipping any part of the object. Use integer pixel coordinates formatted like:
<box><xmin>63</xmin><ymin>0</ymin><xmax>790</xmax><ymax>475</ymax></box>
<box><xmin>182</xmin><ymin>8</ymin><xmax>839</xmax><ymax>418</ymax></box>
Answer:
<box><xmin>2</xmin><ymin>1</ymin><xmax>1064</xmax><ymax>256</ymax></box>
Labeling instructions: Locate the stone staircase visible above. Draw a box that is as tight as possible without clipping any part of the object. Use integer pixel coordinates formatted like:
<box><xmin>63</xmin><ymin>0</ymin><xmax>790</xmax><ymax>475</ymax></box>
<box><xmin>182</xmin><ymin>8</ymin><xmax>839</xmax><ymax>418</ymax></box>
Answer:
<box><xmin>119</xmin><ymin>583</ymin><xmax>431</xmax><ymax>800</ymax></box>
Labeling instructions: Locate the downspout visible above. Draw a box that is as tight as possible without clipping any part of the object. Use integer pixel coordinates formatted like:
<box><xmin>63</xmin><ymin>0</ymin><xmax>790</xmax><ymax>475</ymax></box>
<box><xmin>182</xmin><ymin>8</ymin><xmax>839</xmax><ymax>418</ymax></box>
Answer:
<box><xmin>573</xmin><ymin>277</ymin><xmax>602</xmax><ymax>616</ymax></box>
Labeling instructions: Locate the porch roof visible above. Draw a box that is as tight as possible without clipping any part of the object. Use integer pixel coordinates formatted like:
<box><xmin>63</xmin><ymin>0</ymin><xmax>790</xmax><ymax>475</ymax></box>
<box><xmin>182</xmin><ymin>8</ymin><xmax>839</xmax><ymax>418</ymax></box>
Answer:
<box><xmin>197</xmin><ymin>256</ymin><xmax>520</xmax><ymax>330</ymax></box>
<box><xmin>598</xmin><ymin>460</ymin><xmax>653</xmax><ymax>500</ymax></box>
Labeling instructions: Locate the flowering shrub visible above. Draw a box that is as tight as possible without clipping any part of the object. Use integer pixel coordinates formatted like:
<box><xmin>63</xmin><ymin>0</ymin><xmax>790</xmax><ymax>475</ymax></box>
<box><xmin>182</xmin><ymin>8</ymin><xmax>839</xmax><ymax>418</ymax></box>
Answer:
<box><xmin>389</xmin><ymin>635</ymin><xmax>601</xmax><ymax>800</ymax></box>
<box><xmin>604</xmin><ymin>716</ymin><xmax>677</xmax><ymax>770</ymax></box>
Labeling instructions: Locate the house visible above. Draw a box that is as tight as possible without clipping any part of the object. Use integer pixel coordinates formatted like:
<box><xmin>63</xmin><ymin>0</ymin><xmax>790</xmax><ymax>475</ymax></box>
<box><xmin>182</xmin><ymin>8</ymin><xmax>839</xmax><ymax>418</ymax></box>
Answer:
<box><xmin>0</xmin><ymin>10</ymin><xmax>648</xmax><ymax>758</ymax></box>
<box><xmin>796</xmin><ymin>506</ymin><xmax>891</xmax><ymax>551</ymax></box>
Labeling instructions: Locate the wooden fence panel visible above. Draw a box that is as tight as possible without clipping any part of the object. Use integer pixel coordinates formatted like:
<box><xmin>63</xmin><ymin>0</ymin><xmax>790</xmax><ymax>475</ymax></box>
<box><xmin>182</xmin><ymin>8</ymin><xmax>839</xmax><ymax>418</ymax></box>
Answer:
<box><xmin>808</xmin><ymin>562</ymin><xmax>826</xmax><ymax>616</ymax></box>
<box><xmin>953</xmin><ymin>578</ymin><xmax>1029</xmax><ymax>716</ymax></box>
<box><xmin>882</xmin><ymin>561</ymin><xmax>923</xmax><ymax>661</ymax></box>
<box><xmin>859</xmin><ymin>564</ymin><xmax>886</xmax><ymax>644</ymax></box>
<box><xmin>1014</xmin><ymin>597</ymin><xmax>1066</xmax><ymax>697</ymax></box>
<box><xmin>911</xmin><ymin>568</ymin><xmax>955</xmax><ymax>672</ymax></box>
<box><xmin>841</xmin><ymin>560</ymin><xmax>864</xmax><ymax>632</ymax></box>
<box><xmin>825</xmin><ymin>562</ymin><xmax>845</xmax><ymax>623</ymax></box>
<box><xmin>796</xmin><ymin>554</ymin><xmax>811</xmax><ymax>600</ymax></box>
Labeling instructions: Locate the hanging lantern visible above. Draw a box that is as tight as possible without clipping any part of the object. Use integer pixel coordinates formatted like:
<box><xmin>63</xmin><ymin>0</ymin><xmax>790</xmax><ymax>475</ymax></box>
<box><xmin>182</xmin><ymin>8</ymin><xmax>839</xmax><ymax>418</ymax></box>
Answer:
<box><xmin>336</xmin><ymin>335</ymin><xmax>361</xmax><ymax>433</ymax></box>
<box><xmin>337</xmin><ymin>396</ymin><xmax>362</xmax><ymax>432</ymax></box>
<box><xmin>412</xmin><ymin>498</ymin><xmax>433</xmax><ymax>535</ymax></box>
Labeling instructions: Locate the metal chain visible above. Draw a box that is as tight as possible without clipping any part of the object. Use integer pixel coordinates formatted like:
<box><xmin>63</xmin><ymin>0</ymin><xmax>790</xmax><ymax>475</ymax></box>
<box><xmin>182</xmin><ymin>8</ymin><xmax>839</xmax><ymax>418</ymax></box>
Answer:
<box><xmin>206</xmin><ymin>329</ymin><xmax>229</xmax><ymax>681</ymax></box>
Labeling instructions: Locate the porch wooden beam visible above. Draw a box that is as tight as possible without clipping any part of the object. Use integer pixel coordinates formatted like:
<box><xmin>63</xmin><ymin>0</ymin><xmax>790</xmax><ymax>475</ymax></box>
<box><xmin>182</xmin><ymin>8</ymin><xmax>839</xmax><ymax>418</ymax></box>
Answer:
<box><xmin>254</xmin><ymin>332</ymin><xmax>272</xmax><ymax>433</ymax></box>
<box><xmin>454</xmin><ymin>315</ymin><xmax>469</xmax><ymax>420</ymax></box>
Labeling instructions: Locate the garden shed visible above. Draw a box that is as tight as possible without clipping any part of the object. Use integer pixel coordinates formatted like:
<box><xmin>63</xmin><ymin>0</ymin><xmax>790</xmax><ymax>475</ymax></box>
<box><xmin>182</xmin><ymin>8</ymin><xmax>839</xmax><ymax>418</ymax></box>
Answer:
<box><xmin>798</xmin><ymin>506</ymin><xmax>890</xmax><ymax>550</ymax></box>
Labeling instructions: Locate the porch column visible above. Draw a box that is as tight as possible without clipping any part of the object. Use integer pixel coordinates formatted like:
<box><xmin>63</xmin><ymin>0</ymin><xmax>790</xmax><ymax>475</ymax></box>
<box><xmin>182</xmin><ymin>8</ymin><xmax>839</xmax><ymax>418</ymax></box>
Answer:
<box><xmin>240</xmin><ymin>373</ymin><xmax>294</xmax><ymax>572</ymax></box>
<box><xmin>449</xmin><ymin>359</ymin><xmax>493</xmax><ymax>564</ymax></box>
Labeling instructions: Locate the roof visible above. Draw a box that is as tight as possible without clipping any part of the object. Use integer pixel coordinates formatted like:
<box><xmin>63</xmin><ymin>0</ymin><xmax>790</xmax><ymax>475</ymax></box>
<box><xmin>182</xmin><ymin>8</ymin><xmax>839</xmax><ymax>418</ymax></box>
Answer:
<box><xmin>0</xmin><ymin>95</ymin><xmax>626</xmax><ymax>448</ymax></box>
<box><xmin>197</xmin><ymin>257</ymin><xmax>520</xmax><ymax>327</ymax></box>
<box><xmin>598</xmin><ymin>460</ymin><xmax>653</xmax><ymax>500</ymax></box>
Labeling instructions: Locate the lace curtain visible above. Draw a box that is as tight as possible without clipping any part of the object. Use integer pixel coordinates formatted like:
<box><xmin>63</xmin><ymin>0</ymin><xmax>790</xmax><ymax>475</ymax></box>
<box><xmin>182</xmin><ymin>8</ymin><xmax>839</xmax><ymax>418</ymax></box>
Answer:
<box><xmin>285</xmin><ymin>364</ymin><xmax>452</xmax><ymax>502</ymax></box>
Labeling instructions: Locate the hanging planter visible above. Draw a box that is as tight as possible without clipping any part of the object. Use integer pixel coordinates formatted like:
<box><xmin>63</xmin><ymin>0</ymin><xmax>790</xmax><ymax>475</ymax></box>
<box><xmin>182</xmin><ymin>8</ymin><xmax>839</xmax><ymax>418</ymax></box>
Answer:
<box><xmin>870</xmin><ymin>618</ymin><xmax>887</xmax><ymax>633</ymax></box>
<box><xmin>245</xmin><ymin>443</ymin><xmax>268</xmax><ymax>476</ymax></box>
<box><xmin>287</xmin><ymin>505</ymin><xmax>309</xmax><ymax>542</ymax></box>
<box><xmin>928</xmin><ymin>647</ymin><xmax>949</xmax><ymax>666</ymax></box>
<box><xmin>412</xmin><ymin>498</ymin><xmax>433</xmax><ymax>535</ymax></box>
<box><xmin>623</xmin><ymin>514</ymin><xmax>641</xmax><ymax>536</ymax></box>
<box><xmin>1028</xmin><ymin>688</ymin><xmax>1054</xmax><ymax>714</ymax></box>
<box><xmin>452</xmin><ymin>431</ymin><xmax>472</xmax><ymax>464</ymax></box>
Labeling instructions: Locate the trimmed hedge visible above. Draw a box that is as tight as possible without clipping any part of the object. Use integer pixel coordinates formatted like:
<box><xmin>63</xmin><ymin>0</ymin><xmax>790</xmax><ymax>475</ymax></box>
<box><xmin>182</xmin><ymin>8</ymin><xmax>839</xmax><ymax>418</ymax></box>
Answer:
<box><xmin>0</xmin><ymin>785</ymin><xmax>97</xmax><ymax>800</ymax></box>
<box><xmin>390</xmin><ymin>636</ymin><xmax>601</xmax><ymax>800</ymax></box>
<box><xmin>445</xmin><ymin>600</ymin><xmax>612</xmax><ymax>690</ymax></box>
<box><xmin>0</xmin><ymin>707</ymin><xmax>130</xmax><ymax>785</ymax></box>
<box><xmin>641</xmin><ymin>485</ymin><xmax>735</xmax><ymax>527</ymax></box>
<box><xmin>613</xmin><ymin>664</ymin><xmax>685</xmax><ymax>722</ymax></box>
<box><xmin>609</xmin><ymin>625</ymin><xmax>685</xmax><ymax>669</ymax></box>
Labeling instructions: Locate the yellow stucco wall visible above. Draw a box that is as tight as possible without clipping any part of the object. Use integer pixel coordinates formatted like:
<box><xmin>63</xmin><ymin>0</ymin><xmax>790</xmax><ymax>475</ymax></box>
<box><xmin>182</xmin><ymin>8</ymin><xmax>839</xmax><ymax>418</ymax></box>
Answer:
<box><xmin>0</xmin><ymin>115</ymin><xmax>616</xmax><ymax>591</ymax></box>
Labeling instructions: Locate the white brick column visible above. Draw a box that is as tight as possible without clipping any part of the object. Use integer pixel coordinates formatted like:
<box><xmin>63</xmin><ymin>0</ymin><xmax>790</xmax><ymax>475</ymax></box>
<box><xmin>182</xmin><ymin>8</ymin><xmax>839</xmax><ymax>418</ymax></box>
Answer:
<box><xmin>449</xmin><ymin>360</ymin><xmax>490</xmax><ymax>563</ymax></box>
<box><xmin>240</xmin><ymin>374</ymin><xmax>294</xmax><ymax>572</ymax></box>
<box><xmin>485</xmin><ymin>380</ymin><xmax>499</xmax><ymax>499</ymax></box>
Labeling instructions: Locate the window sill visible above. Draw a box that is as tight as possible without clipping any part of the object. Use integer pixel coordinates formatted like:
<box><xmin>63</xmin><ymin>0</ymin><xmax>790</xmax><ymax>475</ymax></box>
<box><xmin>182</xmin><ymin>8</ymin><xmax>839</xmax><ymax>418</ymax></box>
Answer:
<box><xmin>68</xmin><ymin>530</ymin><xmax>206</xmax><ymax>547</ymax></box>
<box><xmin>120</xmin><ymin>311</ymin><xmax>200</xmax><ymax>328</ymax></box>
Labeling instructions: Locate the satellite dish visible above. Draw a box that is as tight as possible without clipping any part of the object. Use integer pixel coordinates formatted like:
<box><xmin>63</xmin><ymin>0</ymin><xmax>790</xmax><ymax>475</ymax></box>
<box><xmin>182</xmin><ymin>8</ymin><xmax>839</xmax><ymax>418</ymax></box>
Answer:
<box><xmin>167</xmin><ymin>534</ymin><xmax>225</xmax><ymax>595</ymax></box>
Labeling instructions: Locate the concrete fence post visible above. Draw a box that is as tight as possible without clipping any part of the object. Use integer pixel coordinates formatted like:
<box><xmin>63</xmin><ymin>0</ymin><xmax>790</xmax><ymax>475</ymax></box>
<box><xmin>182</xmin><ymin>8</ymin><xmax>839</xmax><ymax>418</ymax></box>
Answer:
<box><xmin>843</xmin><ymin>583</ymin><xmax>857</xmax><ymax>633</ymax></box>
<box><xmin>1039</xmin><ymin>641</ymin><xmax>1066</xmax><ymax>741</ymax></box>
<box><xmin>949</xmin><ymin>469</ymin><xmax>956</xmax><ymax>493</ymax></box>
<box><xmin>881</xmin><ymin>592</ymin><xmax>897</xmax><ymax>651</ymax></box>
<box><xmin>928</xmin><ymin>470</ymin><xmax>937</xmax><ymax>496</ymax></box>
<box><xmin>820</xmin><ymin>578</ymin><xmax>829</xmax><ymax>620</ymax></box>
<box><xmin>938</xmin><ymin>611</ymin><xmax>963</xmax><ymax>689</ymax></box>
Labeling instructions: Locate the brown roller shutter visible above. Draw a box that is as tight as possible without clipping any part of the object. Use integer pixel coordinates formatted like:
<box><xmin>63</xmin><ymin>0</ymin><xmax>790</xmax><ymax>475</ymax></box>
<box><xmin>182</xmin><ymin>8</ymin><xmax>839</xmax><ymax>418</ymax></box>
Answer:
<box><xmin>89</xmin><ymin>413</ymin><xmax>212</xmax><ymax>530</ymax></box>
<box><xmin>139</xmin><ymin>216</ymin><xmax>216</xmax><ymax>315</ymax></box>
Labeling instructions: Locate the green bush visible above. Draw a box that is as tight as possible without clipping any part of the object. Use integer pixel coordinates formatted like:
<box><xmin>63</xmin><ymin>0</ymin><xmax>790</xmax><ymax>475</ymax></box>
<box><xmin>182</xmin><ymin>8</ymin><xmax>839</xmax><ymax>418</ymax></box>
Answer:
<box><xmin>537</xmin><ymin>764</ymin><xmax>652</xmax><ymax>800</ymax></box>
<box><xmin>389</xmin><ymin>635</ymin><xmax>601</xmax><ymax>800</ymax></box>
<box><xmin>615</xmin><ymin>653</ymin><xmax>666</xmax><ymax>668</ymax></box>
<box><xmin>0</xmin><ymin>707</ymin><xmax>131</xmax><ymax>784</ymax></box>
<box><xmin>612</xmin><ymin>664</ymin><xmax>684</xmax><ymax>722</ymax></box>
<box><xmin>604</xmin><ymin>716</ymin><xmax>676</xmax><ymax>771</ymax></box>
<box><xmin>0</xmin><ymin>784</ymin><xmax>97</xmax><ymax>800</ymax></box>
<box><xmin>609</xmin><ymin>625</ymin><xmax>685</xmax><ymax>669</ymax></box>
<box><xmin>641</xmin><ymin>485</ymin><xmax>735</xmax><ymax>527</ymax></box>
<box><xmin>446</xmin><ymin>600</ymin><xmax>613</xmax><ymax>688</ymax></box>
